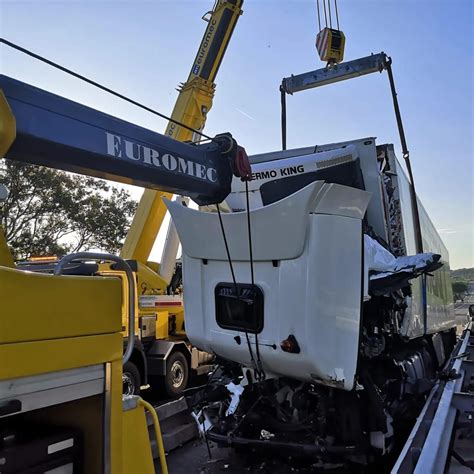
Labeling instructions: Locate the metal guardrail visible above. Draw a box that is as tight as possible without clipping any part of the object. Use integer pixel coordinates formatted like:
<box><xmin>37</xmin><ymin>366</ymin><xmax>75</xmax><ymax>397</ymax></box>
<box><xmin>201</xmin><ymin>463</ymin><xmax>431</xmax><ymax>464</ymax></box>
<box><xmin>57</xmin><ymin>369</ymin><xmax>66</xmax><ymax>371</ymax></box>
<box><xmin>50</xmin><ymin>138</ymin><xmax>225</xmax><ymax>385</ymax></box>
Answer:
<box><xmin>54</xmin><ymin>252</ymin><xmax>135</xmax><ymax>364</ymax></box>
<box><xmin>392</xmin><ymin>321</ymin><xmax>473</xmax><ymax>473</ymax></box>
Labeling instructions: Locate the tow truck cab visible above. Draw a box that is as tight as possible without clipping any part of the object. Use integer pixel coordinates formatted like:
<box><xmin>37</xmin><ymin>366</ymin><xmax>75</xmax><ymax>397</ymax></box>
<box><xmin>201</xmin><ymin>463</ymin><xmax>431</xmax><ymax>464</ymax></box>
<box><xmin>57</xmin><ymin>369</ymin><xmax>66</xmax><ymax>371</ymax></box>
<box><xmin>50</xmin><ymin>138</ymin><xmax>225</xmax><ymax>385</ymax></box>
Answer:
<box><xmin>17</xmin><ymin>257</ymin><xmax>214</xmax><ymax>397</ymax></box>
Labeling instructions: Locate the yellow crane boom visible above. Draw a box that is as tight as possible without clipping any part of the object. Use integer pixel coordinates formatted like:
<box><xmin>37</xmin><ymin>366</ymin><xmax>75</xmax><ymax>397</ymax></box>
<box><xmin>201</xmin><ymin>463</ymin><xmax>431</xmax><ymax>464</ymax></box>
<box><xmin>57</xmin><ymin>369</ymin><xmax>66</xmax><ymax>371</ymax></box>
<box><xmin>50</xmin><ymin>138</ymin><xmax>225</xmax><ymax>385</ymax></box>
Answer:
<box><xmin>121</xmin><ymin>0</ymin><xmax>243</xmax><ymax>286</ymax></box>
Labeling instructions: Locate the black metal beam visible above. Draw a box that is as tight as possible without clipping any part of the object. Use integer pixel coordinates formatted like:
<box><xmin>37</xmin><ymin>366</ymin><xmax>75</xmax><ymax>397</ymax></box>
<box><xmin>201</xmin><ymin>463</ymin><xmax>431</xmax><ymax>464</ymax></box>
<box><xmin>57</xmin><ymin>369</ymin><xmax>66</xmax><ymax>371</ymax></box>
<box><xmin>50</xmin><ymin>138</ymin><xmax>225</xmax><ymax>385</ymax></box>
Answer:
<box><xmin>281</xmin><ymin>52</ymin><xmax>387</xmax><ymax>94</ymax></box>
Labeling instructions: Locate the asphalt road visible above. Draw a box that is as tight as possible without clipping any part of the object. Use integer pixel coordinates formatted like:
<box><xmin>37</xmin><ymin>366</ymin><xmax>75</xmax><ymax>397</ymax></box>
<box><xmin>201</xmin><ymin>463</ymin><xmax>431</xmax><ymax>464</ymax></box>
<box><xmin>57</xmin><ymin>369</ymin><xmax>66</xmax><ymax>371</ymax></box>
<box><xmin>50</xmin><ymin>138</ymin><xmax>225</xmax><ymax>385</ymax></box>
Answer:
<box><xmin>455</xmin><ymin>293</ymin><xmax>473</xmax><ymax>332</ymax></box>
<box><xmin>451</xmin><ymin>293</ymin><xmax>474</xmax><ymax>473</ymax></box>
<box><xmin>455</xmin><ymin>294</ymin><xmax>473</xmax><ymax>312</ymax></box>
<box><xmin>162</xmin><ymin>439</ymin><xmax>373</xmax><ymax>474</ymax></box>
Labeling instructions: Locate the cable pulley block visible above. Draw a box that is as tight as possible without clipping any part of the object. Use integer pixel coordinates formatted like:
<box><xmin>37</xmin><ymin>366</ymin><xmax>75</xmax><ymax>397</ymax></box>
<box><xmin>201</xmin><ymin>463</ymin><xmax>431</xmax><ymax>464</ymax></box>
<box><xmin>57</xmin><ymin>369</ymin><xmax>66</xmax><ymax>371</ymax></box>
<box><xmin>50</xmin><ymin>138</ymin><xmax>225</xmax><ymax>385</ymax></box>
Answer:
<box><xmin>316</xmin><ymin>27</ymin><xmax>345</xmax><ymax>65</ymax></box>
<box><xmin>214</xmin><ymin>132</ymin><xmax>252</xmax><ymax>181</ymax></box>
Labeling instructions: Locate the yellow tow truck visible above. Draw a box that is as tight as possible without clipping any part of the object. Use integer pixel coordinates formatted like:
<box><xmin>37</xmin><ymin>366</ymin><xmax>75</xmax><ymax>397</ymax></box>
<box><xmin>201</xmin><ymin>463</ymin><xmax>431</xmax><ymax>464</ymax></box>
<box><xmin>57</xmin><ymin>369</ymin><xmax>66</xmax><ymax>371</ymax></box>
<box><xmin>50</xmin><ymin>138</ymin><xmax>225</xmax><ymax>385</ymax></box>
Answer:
<box><xmin>0</xmin><ymin>80</ymin><xmax>247</xmax><ymax>472</ymax></box>
<box><xmin>9</xmin><ymin>0</ymin><xmax>244</xmax><ymax>399</ymax></box>
<box><xmin>0</xmin><ymin>1</ymin><xmax>248</xmax><ymax>472</ymax></box>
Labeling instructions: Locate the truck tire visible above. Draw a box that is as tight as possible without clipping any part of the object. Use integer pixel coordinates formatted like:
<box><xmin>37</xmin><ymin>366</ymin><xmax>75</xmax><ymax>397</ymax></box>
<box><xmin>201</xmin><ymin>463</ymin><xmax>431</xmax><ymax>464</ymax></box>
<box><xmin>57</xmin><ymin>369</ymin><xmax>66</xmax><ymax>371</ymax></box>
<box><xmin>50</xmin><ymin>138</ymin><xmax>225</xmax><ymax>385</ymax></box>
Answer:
<box><xmin>122</xmin><ymin>361</ymin><xmax>141</xmax><ymax>395</ymax></box>
<box><xmin>163</xmin><ymin>351</ymin><xmax>189</xmax><ymax>398</ymax></box>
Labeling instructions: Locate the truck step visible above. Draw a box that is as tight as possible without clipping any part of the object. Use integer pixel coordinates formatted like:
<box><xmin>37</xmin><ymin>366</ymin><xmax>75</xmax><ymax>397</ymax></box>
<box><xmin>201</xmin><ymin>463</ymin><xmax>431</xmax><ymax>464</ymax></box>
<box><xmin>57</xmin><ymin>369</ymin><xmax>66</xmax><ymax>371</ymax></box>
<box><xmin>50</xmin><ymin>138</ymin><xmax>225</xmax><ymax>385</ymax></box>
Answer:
<box><xmin>149</xmin><ymin>422</ymin><xmax>198</xmax><ymax>457</ymax></box>
<box><xmin>147</xmin><ymin>398</ymin><xmax>198</xmax><ymax>453</ymax></box>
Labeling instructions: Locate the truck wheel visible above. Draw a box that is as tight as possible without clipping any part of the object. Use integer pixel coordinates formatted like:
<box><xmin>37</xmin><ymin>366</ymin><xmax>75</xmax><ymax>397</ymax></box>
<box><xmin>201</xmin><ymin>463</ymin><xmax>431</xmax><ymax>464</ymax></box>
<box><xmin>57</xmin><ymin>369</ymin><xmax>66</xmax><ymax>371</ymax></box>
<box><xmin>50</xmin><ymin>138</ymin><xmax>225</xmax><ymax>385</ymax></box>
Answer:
<box><xmin>164</xmin><ymin>351</ymin><xmax>189</xmax><ymax>398</ymax></box>
<box><xmin>122</xmin><ymin>361</ymin><xmax>141</xmax><ymax>395</ymax></box>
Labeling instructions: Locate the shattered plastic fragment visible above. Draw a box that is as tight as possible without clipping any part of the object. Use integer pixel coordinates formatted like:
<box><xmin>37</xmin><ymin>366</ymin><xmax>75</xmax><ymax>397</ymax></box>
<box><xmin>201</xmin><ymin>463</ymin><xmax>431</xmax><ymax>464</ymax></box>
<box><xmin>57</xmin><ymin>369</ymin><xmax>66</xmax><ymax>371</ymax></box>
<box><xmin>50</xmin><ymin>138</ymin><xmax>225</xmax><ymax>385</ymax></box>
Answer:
<box><xmin>225</xmin><ymin>381</ymin><xmax>245</xmax><ymax>416</ymax></box>
<box><xmin>334</xmin><ymin>368</ymin><xmax>345</xmax><ymax>382</ymax></box>
<box><xmin>364</xmin><ymin>234</ymin><xmax>440</xmax><ymax>283</ymax></box>
<box><xmin>191</xmin><ymin>409</ymin><xmax>212</xmax><ymax>435</ymax></box>
<box><xmin>260</xmin><ymin>429</ymin><xmax>275</xmax><ymax>440</ymax></box>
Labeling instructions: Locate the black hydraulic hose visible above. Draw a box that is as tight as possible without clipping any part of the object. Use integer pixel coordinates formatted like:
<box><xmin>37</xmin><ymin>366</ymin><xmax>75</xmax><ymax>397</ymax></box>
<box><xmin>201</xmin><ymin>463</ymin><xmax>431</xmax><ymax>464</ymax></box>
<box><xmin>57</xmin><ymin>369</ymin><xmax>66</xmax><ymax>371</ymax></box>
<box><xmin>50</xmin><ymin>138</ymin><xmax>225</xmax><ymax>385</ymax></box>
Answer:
<box><xmin>280</xmin><ymin>85</ymin><xmax>287</xmax><ymax>150</ymax></box>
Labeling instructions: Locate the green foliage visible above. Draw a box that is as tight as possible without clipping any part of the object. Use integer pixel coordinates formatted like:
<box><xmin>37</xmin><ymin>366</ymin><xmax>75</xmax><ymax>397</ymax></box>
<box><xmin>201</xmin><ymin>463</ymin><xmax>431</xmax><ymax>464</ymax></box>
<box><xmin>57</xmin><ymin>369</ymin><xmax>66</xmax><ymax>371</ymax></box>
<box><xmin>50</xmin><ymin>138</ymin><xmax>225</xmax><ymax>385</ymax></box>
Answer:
<box><xmin>451</xmin><ymin>267</ymin><xmax>474</xmax><ymax>282</ymax></box>
<box><xmin>452</xmin><ymin>281</ymin><xmax>468</xmax><ymax>296</ymax></box>
<box><xmin>0</xmin><ymin>159</ymin><xmax>137</xmax><ymax>260</ymax></box>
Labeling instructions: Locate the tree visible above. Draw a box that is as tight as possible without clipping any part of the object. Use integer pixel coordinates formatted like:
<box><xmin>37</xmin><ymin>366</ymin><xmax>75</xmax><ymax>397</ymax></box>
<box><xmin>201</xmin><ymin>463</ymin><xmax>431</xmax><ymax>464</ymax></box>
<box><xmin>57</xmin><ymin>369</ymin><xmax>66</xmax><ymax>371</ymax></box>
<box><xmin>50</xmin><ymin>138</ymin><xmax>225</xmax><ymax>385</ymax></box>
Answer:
<box><xmin>0</xmin><ymin>159</ymin><xmax>138</xmax><ymax>260</ymax></box>
<box><xmin>452</xmin><ymin>281</ymin><xmax>468</xmax><ymax>301</ymax></box>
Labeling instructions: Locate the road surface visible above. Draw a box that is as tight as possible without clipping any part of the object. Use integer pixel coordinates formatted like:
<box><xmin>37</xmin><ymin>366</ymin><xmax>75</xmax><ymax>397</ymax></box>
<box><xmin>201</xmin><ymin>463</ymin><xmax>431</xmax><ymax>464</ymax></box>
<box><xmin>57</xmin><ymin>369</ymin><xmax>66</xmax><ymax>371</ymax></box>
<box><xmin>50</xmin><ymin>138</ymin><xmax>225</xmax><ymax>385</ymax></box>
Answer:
<box><xmin>455</xmin><ymin>293</ymin><xmax>473</xmax><ymax>333</ymax></box>
<box><xmin>451</xmin><ymin>292</ymin><xmax>473</xmax><ymax>473</ymax></box>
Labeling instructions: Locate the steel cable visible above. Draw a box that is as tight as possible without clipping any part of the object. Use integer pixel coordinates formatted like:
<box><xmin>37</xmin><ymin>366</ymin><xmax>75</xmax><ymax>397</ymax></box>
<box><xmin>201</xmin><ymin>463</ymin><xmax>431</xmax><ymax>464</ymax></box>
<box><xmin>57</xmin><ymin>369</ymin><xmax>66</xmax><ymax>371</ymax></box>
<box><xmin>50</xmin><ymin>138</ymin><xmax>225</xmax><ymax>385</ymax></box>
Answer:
<box><xmin>0</xmin><ymin>38</ymin><xmax>215</xmax><ymax>143</ymax></box>
<box><xmin>334</xmin><ymin>0</ymin><xmax>340</xmax><ymax>30</ymax></box>
<box><xmin>316</xmin><ymin>0</ymin><xmax>322</xmax><ymax>31</ymax></box>
<box><xmin>245</xmin><ymin>181</ymin><xmax>265</xmax><ymax>381</ymax></box>
<box><xmin>322</xmin><ymin>0</ymin><xmax>328</xmax><ymax>28</ymax></box>
<box><xmin>328</xmin><ymin>0</ymin><xmax>332</xmax><ymax>29</ymax></box>
<box><xmin>215</xmin><ymin>204</ymin><xmax>259</xmax><ymax>376</ymax></box>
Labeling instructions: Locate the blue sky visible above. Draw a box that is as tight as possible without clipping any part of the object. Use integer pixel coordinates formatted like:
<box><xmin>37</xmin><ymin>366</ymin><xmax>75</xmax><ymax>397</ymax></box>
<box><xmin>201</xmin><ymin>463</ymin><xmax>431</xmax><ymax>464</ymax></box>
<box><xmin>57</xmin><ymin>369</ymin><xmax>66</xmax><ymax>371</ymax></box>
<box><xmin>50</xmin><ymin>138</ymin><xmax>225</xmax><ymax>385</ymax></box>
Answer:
<box><xmin>1</xmin><ymin>0</ymin><xmax>473</xmax><ymax>269</ymax></box>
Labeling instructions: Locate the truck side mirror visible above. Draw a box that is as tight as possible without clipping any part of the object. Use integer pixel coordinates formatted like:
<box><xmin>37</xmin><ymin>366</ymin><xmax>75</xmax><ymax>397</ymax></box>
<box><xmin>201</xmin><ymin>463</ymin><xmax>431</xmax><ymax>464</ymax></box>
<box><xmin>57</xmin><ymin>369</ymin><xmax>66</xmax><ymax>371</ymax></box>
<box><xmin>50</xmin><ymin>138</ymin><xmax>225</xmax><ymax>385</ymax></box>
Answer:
<box><xmin>469</xmin><ymin>305</ymin><xmax>474</xmax><ymax>319</ymax></box>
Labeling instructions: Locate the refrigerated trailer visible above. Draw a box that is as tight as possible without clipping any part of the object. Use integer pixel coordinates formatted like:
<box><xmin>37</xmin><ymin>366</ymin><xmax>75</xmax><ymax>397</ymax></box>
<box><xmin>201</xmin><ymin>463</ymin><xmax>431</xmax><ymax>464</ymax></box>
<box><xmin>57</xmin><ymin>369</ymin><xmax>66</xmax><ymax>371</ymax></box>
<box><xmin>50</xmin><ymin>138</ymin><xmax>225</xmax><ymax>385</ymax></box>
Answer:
<box><xmin>166</xmin><ymin>137</ymin><xmax>458</xmax><ymax>463</ymax></box>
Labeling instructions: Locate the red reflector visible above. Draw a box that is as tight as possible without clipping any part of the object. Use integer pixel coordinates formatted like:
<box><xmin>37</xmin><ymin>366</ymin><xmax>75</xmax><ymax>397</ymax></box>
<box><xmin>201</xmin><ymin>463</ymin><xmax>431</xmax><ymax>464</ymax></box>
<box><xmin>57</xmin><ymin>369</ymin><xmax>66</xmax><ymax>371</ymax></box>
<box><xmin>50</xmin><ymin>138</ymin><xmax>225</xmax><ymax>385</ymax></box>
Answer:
<box><xmin>280</xmin><ymin>334</ymin><xmax>301</xmax><ymax>354</ymax></box>
<box><xmin>235</xmin><ymin>146</ymin><xmax>252</xmax><ymax>181</ymax></box>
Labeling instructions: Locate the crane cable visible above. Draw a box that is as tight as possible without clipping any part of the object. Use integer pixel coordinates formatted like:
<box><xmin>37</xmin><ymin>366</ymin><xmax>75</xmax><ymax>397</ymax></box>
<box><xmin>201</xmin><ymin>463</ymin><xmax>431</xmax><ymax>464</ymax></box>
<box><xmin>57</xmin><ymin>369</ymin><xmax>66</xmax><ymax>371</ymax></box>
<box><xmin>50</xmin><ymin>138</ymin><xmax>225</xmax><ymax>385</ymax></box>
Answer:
<box><xmin>327</xmin><ymin>0</ymin><xmax>332</xmax><ymax>29</ymax></box>
<box><xmin>322</xmin><ymin>0</ymin><xmax>328</xmax><ymax>28</ymax></box>
<box><xmin>334</xmin><ymin>0</ymin><xmax>340</xmax><ymax>30</ymax></box>
<box><xmin>0</xmin><ymin>38</ymin><xmax>216</xmax><ymax>143</ymax></box>
<box><xmin>215</xmin><ymin>201</ymin><xmax>264</xmax><ymax>382</ymax></box>
<box><xmin>316</xmin><ymin>0</ymin><xmax>322</xmax><ymax>31</ymax></box>
<box><xmin>245</xmin><ymin>180</ymin><xmax>265</xmax><ymax>380</ymax></box>
<box><xmin>316</xmin><ymin>0</ymin><xmax>340</xmax><ymax>31</ymax></box>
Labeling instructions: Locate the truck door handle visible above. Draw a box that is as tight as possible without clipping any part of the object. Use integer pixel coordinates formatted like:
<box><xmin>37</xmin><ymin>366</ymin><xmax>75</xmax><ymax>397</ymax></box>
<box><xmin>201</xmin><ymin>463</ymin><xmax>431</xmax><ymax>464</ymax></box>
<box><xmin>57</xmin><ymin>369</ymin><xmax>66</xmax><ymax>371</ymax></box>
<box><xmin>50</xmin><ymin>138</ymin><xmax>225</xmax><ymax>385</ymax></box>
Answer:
<box><xmin>0</xmin><ymin>399</ymin><xmax>22</xmax><ymax>417</ymax></box>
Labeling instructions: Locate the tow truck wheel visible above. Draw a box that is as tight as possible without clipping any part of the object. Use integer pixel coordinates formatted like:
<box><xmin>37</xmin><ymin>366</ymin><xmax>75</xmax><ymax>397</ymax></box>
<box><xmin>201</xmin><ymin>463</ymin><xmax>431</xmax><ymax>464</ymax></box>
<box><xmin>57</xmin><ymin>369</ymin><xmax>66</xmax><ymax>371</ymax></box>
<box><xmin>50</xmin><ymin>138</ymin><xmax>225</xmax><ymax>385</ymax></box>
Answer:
<box><xmin>122</xmin><ymin>361</ymin><xmax>141</xmax><ymax>396</ymax></box>
<box><xmin>163</xmin><ymin>351</ymin><xmax>189</xmax><ymax>398</ymax></box>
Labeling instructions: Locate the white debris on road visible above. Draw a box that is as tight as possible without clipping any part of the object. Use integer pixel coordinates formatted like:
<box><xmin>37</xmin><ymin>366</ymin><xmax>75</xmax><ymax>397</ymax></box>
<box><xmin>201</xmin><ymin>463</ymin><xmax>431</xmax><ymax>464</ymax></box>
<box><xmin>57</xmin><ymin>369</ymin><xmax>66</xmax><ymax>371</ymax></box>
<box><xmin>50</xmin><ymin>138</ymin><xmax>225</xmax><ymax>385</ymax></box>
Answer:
<box><xmin>225</xmin><ymin>381</ymin><xmax>245</xmax><ymax>416</ymax></box>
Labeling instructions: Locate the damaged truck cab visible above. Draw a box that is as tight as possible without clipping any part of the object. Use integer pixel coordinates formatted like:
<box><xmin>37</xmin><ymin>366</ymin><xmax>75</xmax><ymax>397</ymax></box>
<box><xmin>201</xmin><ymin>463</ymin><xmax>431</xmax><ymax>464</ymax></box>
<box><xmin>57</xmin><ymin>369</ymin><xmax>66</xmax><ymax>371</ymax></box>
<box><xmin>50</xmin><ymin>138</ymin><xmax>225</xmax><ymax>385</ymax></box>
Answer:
<box><xmin>166</xmin><ymin>137</ymin><xmax>456</xmax><ymax>461</ymax></box>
